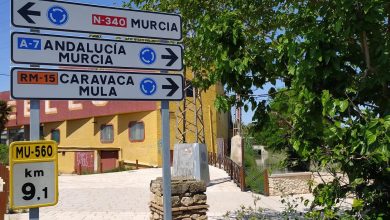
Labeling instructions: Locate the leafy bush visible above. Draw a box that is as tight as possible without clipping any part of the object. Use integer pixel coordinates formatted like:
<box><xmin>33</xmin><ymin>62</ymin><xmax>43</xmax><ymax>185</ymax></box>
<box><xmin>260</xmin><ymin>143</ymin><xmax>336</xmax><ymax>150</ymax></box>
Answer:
<box><xmin>223</xmin><ymin>195</ymin><xmax>306</xmax><ymax>219</ymax></box>
<box><xmin>244</xmin><ymin>139</ymin><xmax>265</xmax><ymax>194</ymax></box>
<box><xmin>0</xmin><ymin>144</ymin><xmax>8</xmax><ymax>165</ymax></box>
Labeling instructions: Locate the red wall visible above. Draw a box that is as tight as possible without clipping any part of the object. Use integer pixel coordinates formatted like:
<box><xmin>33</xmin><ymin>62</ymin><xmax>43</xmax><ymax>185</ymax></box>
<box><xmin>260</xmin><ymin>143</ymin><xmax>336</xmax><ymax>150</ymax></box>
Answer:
<box><xmin>0</xmin><ymin>91</ymin><xmax>157</xmax><ymax>127</ymax></box>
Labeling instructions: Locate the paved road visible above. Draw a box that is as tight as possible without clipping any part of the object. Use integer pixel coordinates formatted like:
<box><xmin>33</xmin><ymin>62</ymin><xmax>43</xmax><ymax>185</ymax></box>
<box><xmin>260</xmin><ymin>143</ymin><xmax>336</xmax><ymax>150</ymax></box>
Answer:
<box><xmin>6</xmin><ymin>166</ymin><xmax>308</xmax><ymax>220</ymax></box>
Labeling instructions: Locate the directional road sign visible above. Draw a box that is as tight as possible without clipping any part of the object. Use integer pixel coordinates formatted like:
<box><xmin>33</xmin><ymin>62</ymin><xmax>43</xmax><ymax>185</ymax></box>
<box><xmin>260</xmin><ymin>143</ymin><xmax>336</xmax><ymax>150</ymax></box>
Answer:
<box><xmin>12</xmin><ymin>0</ymin><xmax>182</xmax><ymax>40</ymax></box>
<box><xmin>9</xmin><ymin>140</ymin><xmax>58</xmax><ymax>209</ymax></box>
<box><xmin>12</xmin><ymin>32</ymin><xmax>183</xmax><ymax>71</ymax></box>
<box><xmin>11</xmin><ymin>68</ymin><xmax>184</xmax><ymax>101</ymax></box>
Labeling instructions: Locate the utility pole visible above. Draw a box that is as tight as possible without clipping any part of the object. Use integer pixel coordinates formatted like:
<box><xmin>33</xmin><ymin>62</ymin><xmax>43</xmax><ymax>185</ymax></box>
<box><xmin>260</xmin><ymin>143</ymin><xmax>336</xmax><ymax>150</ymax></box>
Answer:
<box><xmin>175</xmin><ymin>70</ymin><xmax>205</xmax><ymax>144</ymax></box>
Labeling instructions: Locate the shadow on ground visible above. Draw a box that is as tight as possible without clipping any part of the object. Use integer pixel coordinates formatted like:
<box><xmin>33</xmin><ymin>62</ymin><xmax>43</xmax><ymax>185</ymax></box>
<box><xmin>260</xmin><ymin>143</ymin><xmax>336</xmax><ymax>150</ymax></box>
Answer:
<box><xmin>208</xmin><ymin>177</ymin><xmax>232</xmax><ymax>186</ymax></box>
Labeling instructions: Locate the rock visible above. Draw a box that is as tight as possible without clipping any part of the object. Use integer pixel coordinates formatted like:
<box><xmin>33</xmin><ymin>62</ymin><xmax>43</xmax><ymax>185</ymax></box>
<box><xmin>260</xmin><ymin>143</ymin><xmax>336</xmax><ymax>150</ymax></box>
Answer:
<box><xmin>181</xmin><ymin>197</ymin><xmax>194</xmax><ymax>206</ymax></box>
<box><xmin>189</xmin><ymin>182</ymin><xmax>206</xmax><ymax>193</ymax></box>
<box><xmin>172</xmin><ymin>196</ymin><xmax>180</xmax><ymax>207</ymax></box>
<box><xmin>191</xmin><ymin>214</ymin><xmax>200</xmax><ymax>219</ymax></box>
<box><xmin>193</xmin><ymin>194</ymin><xmax>207</xmax><ymax>204</ymax></box>
<box><xmin>171</xmin><ymin>182</ymin><xmax>189</xmax><ymax>195</ymax></box>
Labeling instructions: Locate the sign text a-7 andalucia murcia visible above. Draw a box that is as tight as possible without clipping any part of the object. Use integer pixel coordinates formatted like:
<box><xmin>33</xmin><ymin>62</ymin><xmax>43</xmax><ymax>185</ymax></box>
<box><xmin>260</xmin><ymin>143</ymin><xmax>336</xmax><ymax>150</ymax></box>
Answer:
<box><xmin>12</xmin><ymin>32</ymin><xmax>183</xmax><ymax>71</ymax></box>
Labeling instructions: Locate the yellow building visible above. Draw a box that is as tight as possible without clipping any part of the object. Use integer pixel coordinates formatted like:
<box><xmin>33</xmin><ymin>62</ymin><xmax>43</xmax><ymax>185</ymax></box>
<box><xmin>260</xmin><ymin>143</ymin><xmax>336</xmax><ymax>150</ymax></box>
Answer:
<box><xmin>1</xmin><ymin>80</ymin><xmax>229</xmax><ymax>174</ymax></box>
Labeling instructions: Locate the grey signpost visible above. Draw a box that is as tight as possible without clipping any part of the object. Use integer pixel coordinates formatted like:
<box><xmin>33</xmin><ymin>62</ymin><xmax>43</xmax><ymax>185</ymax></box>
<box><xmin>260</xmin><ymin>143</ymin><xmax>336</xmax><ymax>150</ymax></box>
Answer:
<box><xmin>161</xmin><ymin>34</ymin><xmax>173</xmax><ymax>218</ymax></box>
<box><xmin>29</xmin><ymin>26</ymin><xmax>40</xmax><ymax>220</ymax></box>
<box><xmin>29</xmin><ymin>99</ymin><xmax>40</xmax><ymax>220</ymax></box>
<box><xmin>161</xmin><ymin>100</ymin><xmax>172</xmax><ymax>220</ymax></box>
<box><xmin>11</xmin><ymin>1</ymin><xmax>182</xmax><ymax>219</ymax></box>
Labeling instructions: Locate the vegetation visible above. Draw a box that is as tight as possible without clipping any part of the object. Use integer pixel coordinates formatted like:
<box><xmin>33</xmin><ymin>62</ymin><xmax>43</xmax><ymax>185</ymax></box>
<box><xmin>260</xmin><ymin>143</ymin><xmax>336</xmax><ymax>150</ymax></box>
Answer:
<box><xmin>222</xmin><ymin>195</ymin><xmax>306</xmax><ymax>219</ymax></box>
<box><xmin>0</xmin><ymin>100</ymin><xmax>10</xmax><ymax>165</ymax></box>
<box><xmin>243</xmin><ymin>134</ymin><xmax>286</xmax><ymax>194</ymax></box>
<box><xmin>0</xmin><ymin>100</ymin><xmax>11</xmax><ymax>134</ymax></box>
<box><xmin>248</xmin><ymin>89</ymin><xmax>310</xmax><ymax>171</ymax></box>
<box><xmin>222</xmin><ymin>196</ymin><xmax>268</xmax><ymax>220</ymax></box>
<box><xmin>0</xmin><ymin>144</ymin><xmax>8</xmax><ymax>165</ymax></box>
<box><xmin>127</xmin><ymin>0</ymin><xmax>390</xmax><ymax>218</ymax></box>
<box><xmin>243</xmin><ymin>138</ymin><xmax>265</xmax><ymax>194</ymax></box>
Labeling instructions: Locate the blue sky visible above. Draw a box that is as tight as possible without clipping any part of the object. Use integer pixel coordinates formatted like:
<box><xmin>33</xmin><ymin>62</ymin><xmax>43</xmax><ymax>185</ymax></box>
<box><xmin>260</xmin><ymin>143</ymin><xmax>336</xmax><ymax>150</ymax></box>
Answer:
<box><xmin>0</xmin><ymin>0</ymin><xmax>282</xmax><ymax>124</ymax></box>
<box><xmin>0</xmin><ymin>0</ymin><xmax>123</xmax><ymax>93</ymax></box>
<box><xmin>0</xmin><ymin>0</ymin><xmax>11</xmax><ymax>89</ymax></box>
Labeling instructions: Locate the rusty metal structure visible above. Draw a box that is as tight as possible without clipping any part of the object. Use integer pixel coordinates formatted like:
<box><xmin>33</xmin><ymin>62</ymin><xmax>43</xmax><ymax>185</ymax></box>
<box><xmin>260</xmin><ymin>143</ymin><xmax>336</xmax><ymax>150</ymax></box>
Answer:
<box><xmin>232</xmin><ymin>95</ymin><xmax>242</xmax><ymax>136</ymax></box>
<box><xmin>233</xmin><ymin>95</ymin><xmax>245</xmax><ymax>191</ymax></box>
<box><xmin>175</xmin><ymin>69</ymin><xmax>205</xmax><ymax>144</ymax></box>
<box><xmin>0</xmin><ymin>164</ymin><xmax>9</xmax><ymax>220</ymax></box>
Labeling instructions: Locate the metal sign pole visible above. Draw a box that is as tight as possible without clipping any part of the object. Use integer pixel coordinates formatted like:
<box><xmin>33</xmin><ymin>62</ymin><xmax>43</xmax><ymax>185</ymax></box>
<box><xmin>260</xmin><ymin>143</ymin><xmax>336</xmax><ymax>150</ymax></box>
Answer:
<box><xmin>29</xmin><ymin>27</ymin><xmax>40</xmax><ymax>220</ymax></box>
<box><xmin>161</xmin><ymin>39</ymin><xmax>172</xmax><ymax>219</ymax></box>
<box><xmin>29</xmin><ymin>99</ymin><xmax>40</xmax><ymax>220</ymax></box>
<box><xmin>161</xmin><ymin>100</ymin><xmax>172</xmax><ymax>220</ymax></box>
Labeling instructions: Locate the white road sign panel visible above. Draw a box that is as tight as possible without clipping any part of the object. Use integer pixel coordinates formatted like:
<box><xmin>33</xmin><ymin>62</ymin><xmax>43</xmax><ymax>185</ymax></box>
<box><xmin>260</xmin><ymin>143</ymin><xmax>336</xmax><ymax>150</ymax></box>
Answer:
<box><xmin>12</xmin><ymin>32</ymin><xmax>183</xmax><ymax>71</ymax></box>
<box><xmin>12</xmin><ymin>0</ymin><xmax>182</xmax><ymax>40</ymax></box>
<box><xmin>12</xmin><ymin>162</ymin><xmax>56</xmax><ymax>208</ymax></box>
<box><xmin>9</xmin><ymin>141</ymin><xmax>58</xmax><ymax>209</ymax></box>
<box><xmin>11</xmin><ymin>68</ymin><xmax>184</xmax><ymax>101</ymax></box>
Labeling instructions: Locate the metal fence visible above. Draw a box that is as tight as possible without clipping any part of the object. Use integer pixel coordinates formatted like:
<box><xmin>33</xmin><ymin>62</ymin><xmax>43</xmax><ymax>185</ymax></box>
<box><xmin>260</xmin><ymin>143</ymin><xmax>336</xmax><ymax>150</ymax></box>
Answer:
<box><xmin>0</xmin><ymin>164</ymin><xmax>9</xmax><ymax>220</ymax></box>
<box><xmin>208</xmin><ymin>152</ymin><xmax>245</xmax><ymax>191</ymax></box>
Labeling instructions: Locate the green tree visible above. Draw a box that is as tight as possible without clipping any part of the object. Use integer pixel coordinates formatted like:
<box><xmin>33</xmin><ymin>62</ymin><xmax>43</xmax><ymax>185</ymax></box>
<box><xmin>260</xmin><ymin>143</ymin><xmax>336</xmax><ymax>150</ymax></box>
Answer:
<box><xmin>250</xmin><ymin>89</ymin><xmax>310</xmax><ymax>171</ymax></box>
<box><xmin>0</xmin><ymin>144</ymin><xmax>8</xmax><ymax>165</ymax></box>
<box><xmin>0</xmin><ymin>100</ymin><xmax>11</xmax><ymax>134</ymax></box>
<box><xmin>126</xmin><ymin>0</ymin><xmax>390</xmax><ymax>218</ymax></box>
<box><xmin>0</xmin><ymin>100</ymin><xmax>10</xmax><ymax>165</ymax></box>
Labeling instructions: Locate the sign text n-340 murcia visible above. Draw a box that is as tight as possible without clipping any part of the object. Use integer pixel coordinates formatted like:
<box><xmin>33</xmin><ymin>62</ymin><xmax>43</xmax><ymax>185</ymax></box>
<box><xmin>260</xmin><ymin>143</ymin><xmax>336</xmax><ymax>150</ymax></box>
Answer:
<box><xmin>12</xmin><ymin>0</ymin><xmax>182</xmax><ymax>40</ymax></box>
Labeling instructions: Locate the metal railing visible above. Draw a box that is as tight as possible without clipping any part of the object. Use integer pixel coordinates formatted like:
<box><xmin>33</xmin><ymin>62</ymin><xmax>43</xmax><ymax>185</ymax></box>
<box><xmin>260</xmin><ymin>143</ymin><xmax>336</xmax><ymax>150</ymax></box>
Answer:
<box><xmin>0</xmin><ymin>164</ymin><xmax>9</xmax><ymax>220</ymax></box>
<box><xmin>208</xmin><ymin>152</ymin><xmax>245</xmax><ymax>191</ymax></box>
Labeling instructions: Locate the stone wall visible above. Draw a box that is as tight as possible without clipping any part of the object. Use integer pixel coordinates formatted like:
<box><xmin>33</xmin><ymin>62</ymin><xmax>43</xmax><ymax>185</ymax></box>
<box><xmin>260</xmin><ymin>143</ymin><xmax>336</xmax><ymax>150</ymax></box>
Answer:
<box><xmin>312</xmin><ymin>172</ymin><xmax>349</xmax><ymax>187</ymax></box>
<box><xmin>266</xmin><ymin>171</ymin><xmax>350</xmax><ymax>196</ymax></box>
<box><xmin>150</xmin><ymin>177</ymin><xmax>208</xmax><ymax>220</ymax></box>
<box><xmin>268</xmin><ymin>172</ymin><xmax>312</xmax><ymax>196</ymax></box>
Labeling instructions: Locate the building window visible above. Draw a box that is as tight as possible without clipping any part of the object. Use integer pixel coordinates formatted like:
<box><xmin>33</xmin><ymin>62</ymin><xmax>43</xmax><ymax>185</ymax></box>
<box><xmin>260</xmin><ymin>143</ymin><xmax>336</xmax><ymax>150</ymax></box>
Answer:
<box><xmin>40</xmin><ymin>126</ymin><xmax>44</xmax><ymax>140</ymax></box>
<box><xmin>100</xmin><ymin>125</ymin><xmax>114</xmax><ymax>143</ymax></box>
<box><xmin>129</xmin><ymin>122</ymin><xmax>145</xmax><ymax>142</ymax></box>
<box><xmin>1</xmin><ymin>131</ymin><xmax>7</xmax><ymax>145</ymax></box>
<box><xmin>51</xmin><ymin>129</ymin><xmax>60</xmax><ymax>143</ymax></box>
<box><xmin>8</xmin><ymin>128</ymin><xmax>25</xmax><ymax>142</ymax></box>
